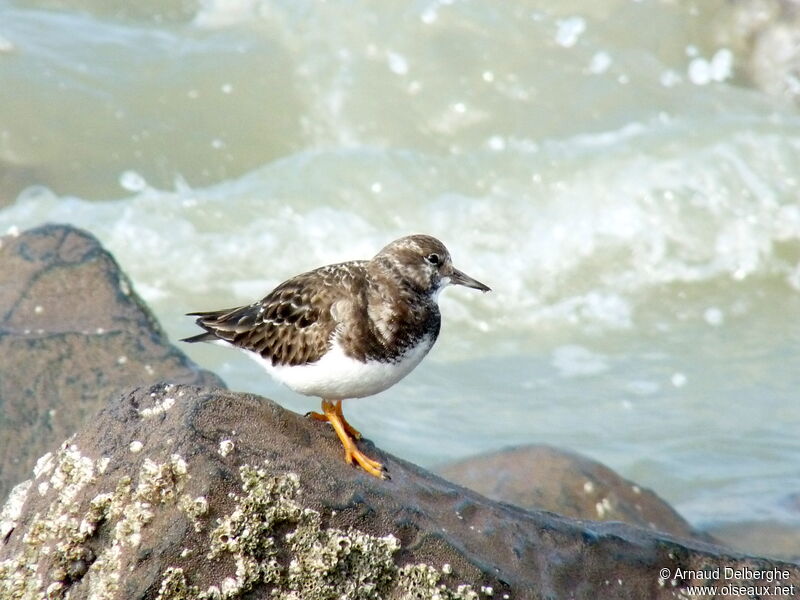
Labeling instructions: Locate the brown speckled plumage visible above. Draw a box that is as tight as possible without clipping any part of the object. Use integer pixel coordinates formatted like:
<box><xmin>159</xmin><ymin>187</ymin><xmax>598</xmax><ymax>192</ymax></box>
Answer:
<box><xmin>183</xmin><ymin>234</ymin><xmax>490</xmax><ymax>368</ymax></box>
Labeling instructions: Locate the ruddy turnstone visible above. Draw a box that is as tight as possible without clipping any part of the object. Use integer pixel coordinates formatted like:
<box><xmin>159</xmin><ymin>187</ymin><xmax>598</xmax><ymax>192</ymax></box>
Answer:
<box><xmin>182</xmin><ymin>234</ymin><xmax>490</xmax><ymax>478</ymax></box>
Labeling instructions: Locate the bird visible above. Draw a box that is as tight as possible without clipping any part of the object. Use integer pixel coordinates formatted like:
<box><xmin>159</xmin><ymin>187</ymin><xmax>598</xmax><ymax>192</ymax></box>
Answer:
<box><xmin>182</xmin><ymin>234</ymin><xmax>490</xmax><ymax>478</ymax></box>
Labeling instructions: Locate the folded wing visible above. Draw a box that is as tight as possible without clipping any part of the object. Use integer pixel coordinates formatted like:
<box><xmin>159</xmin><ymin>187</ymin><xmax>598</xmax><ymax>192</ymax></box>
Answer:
<box><xmin>183</xmin><ymin>272</ymin><xmax>339</xmax><ymax>367</ymax></box>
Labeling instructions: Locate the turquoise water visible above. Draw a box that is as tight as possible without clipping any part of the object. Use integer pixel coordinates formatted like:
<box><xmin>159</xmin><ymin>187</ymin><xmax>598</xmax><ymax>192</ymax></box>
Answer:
<box><xmin>1</xmin><ymin>0</ymin><xmax>799</xmax><ymax>540</ymax></box>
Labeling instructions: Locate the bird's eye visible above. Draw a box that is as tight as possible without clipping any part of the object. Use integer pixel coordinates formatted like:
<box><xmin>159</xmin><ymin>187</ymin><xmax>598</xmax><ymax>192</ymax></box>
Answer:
<box><xmin>425</xmin><ymin>253</ymin><xmax>440</xmax><ymax>266</ymax></box>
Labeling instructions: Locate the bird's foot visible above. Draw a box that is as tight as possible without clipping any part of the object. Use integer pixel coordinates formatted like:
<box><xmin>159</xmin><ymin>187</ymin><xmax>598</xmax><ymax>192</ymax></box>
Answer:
<box><xmin>343</xmin><ymin>442</ymin><xmax>387</xmax><ymax>479</ymax></box>
<box><xmin>320</xmin><ymin>399</ymin><xmax>385</xmax><ymax>479</ymax></box>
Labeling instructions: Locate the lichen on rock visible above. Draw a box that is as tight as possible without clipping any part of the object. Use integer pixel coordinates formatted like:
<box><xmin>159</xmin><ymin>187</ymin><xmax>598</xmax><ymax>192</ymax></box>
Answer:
<box><xmin>0</xmin><ymin>439</ymin><xmax>106</xmax><ymax>599</ymax></box>
<box><xmin>156</xmin><ymin>567</ymin><xmax>199</xmax><ymax>599</ymax></box>
<box><xmin>204</xmin><ymin>465</ymin><xmax>303</xmax><ymax>596</ymax></box>
<box><xmin>0</xmin><ymin>480</ymin><xmax>31</xmax><ymax>541</ymax></box>
<box><xmin>0</xmin><ymin>443</ymin><xmax>191</xmax><ymax>600</ymax></box>
<box><xmin>155</xmin><ymin>463</ymin><xmax>477</xmax><ymax>600</ymax></box>
<box><xmin>396</xmin><ymin>564</ymin><xmax>481</xmax><ymax>600</ymax></box>
<box><xmin>2</xmin><ymin>444</ymin><xmax>475</xmax><ymax>600</ymax></box>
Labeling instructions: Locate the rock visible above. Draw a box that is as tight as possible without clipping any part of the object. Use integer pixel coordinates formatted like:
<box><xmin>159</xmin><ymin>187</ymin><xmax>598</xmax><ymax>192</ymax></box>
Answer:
<box><xmin>436</xmin><ymin>445</ymin><xmax>711</xmax><ymax>543</ymax></box>
<box><xmin>702</xmin><ymin>492</ymin><xmax>800</xmax><ymax>561</ymax></box>
<box><xmin>2</xmin><ymin>384</ymin><xmax>798</xmax><ymax>600</ymax></box>
<box><xmin>0</xmin><ymin>224</ymin><xmax>224</xmax><ymax>501</ymax></box>
<box><xmin>705</xmin><ymin>521</ymin><xmax>800</xmax><ymax>562</ymax></box>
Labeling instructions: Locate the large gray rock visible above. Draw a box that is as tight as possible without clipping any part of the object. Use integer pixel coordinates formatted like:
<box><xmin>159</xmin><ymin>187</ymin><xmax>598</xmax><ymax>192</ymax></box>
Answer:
<box><xmin>437</xmin><ymin>445</ymin><xmax>712</xmax><ymax>543</ymax></box>
<box><xmin>0</xmin><ymin>224</ymin><xmax>223</xmax><ymax>501</ymax></box>
<box><xmin>1</xmin><ymin>384</ymin><xmax>798</xmax><ymax>600</ymax></box>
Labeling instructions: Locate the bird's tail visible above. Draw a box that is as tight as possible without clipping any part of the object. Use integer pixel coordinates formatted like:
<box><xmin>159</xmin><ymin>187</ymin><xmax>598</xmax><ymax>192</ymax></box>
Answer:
<box><xmin>181</xmin><ymin>309</ymin><xmax>229</xmax><ymax>343</ymax></box>
<box><xmin>180</xmin><ymin>331</ymin><xmax>218</xmax><ymax>344</ymax></box>
<box><xmin>182</xmin><ymin>307</ymin><xmax>245</xmax><ymax>344</ymax></box>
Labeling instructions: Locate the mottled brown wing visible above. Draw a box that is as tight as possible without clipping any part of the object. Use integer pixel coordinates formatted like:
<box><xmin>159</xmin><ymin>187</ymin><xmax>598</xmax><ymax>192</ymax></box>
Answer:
<box><xmin>187</xmin><ymin>268</ymin><xmax>347</xmax><ymax>367</ymax></box>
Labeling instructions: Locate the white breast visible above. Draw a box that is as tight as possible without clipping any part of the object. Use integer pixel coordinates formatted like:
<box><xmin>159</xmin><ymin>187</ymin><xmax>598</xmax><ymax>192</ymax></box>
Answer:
<box><xmin>236</xmin><ymin>334</ymin><xmax>435</xmax><ymax>400</ymax></box>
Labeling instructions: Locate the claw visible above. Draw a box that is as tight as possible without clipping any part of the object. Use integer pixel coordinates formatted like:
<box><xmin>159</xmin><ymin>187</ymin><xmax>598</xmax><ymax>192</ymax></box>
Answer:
<box><xmin>319</xmin><ymin>399</ymin><xmax>386</xmax><ymax>479</ymax></box>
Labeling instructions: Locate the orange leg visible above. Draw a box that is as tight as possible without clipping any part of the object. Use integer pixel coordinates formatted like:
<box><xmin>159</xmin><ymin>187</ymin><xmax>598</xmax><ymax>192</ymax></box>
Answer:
<box><xmin>306</xmin><ymin>400</ymin><xmax>362</xmax><ymax>439</ymax></box>
<box><xmin>319</xmin><ymin>399</ymin><xmax>385</xmax><ymax>479</ymax></box>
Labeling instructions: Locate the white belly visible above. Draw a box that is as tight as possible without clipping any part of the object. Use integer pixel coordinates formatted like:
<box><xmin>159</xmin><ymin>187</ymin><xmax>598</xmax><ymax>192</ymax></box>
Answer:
<box><xmin>235</xmin><ymin>335</ymin><xmax>435</xmax><ymax>400</ymax></box>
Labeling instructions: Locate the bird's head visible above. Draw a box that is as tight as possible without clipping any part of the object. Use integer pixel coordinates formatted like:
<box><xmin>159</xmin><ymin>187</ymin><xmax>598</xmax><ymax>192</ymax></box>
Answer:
<box><xmin>373</xmin><ymin>234</ymin><xmax>491</xmax><ymax>297</ymax></box>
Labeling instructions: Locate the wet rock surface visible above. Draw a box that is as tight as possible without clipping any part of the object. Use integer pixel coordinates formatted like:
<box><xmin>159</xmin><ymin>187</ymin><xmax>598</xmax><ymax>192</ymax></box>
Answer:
<box><xmin>2</xmin><ymin>384</ymin><xmax>799</xmax><ymax>600</ymax></box>
<box><xmin>0</xmin><ymin>224</ymin><xmax>223</xmax><ymax>501</ymax></box>
<box><xmin>436</xmin><ymin>445</ymin><xmax>712</xmax><ymax>543</ymax></box>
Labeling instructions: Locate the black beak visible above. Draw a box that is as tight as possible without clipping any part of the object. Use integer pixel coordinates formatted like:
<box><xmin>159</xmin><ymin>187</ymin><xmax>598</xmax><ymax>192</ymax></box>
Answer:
<box><xmin>450</xmin><ymin>268</ymin><xmax>491</xmax><ymax>292</ymax></box>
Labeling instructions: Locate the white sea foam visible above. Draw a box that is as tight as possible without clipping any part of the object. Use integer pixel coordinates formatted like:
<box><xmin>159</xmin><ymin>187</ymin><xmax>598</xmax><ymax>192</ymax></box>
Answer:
<box><xmin>3</xmin><ymin>119</ymin><xmax>800</xmax><ymax>349</ymax></box>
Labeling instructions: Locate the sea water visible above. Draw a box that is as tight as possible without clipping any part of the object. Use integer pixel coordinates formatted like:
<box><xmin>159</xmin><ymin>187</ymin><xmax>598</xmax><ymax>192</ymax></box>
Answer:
<box><xmin>1</xmin><ymin>0</ymin><xmax>799</xmax><ymax>541</ymax></box>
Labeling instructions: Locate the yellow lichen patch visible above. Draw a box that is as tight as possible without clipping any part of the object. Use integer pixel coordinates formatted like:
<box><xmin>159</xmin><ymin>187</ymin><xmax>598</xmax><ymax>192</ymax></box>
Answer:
<box><xmin>0</xmin><ymin>439</ymin><xmax>106</xmax><ymax>600</ymax></box>
<box><xmin>87</xmin><ymin>454</ymin><xmax>190</xmax><ymax>600</ymax></box>
<box><xmin>156</xmin><ymin>567</ymin><xmax>200</xmax><ymax>599</ymax></box>
<box><xmin>285</xmin><ymin>519</ymin><xmax>400</xmax><ymax>599</ymax></box>
<box><xmin>0</xmin><ymin>480</ymin><xmax>31</xmax><ymax>541</ymax></box>
<box><xmin>3</xmin><ymin>451</ymin><xmax>482</xmax><ymax>600</ymax></box>
<box><xmin>397</xmin><ymin>564</ymin><xmax>481</xmax><ymax>600</ymax></box>
<box><xmin>0</xmin><ymin>446</ymin><xmax>192</xmax><ymax>600</ymax></box>
<box><xmin>178</xmin><ymin>495</ymin><xmax>209</xmax><ymax>532</ymax></box>
<box><xmin>156</xmin><ymin>464</ymin><xmax>478</xmax><ymax>600</ymax></box>
<box><xmin>204</xmin><ymin>465</ymin><xmax>303</xmax><ymax>596</ymax></box>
